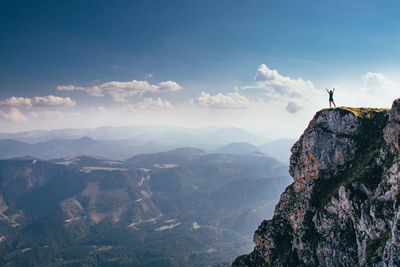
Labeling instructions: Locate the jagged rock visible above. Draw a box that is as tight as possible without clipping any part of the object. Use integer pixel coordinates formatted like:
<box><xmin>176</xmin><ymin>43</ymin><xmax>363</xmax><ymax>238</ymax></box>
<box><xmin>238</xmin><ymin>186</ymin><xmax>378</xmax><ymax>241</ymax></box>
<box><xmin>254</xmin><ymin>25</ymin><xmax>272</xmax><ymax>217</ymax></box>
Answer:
<box><xmin>234</xmin><ymin>100</ymin><xmax>400</xmax><ymax>266</ymax></box>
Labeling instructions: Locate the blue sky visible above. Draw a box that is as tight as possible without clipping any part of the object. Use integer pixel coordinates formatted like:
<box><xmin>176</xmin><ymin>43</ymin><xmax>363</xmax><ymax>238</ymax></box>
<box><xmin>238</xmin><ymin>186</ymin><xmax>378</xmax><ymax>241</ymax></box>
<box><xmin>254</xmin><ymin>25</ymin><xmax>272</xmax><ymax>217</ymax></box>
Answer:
<box><xmin>1</xmin><ymin>0</ymin><xmax>400</xmax><ymax>138</ymax></box>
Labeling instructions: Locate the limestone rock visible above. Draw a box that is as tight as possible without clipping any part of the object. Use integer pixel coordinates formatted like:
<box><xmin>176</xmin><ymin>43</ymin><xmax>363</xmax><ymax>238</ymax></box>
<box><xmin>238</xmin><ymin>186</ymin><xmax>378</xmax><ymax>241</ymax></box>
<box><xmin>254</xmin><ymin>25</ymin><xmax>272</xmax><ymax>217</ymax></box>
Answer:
<box><xmin>234</xmin><ymin>101</ymin><xmax>400</xmax><ymax>266</ymax></box>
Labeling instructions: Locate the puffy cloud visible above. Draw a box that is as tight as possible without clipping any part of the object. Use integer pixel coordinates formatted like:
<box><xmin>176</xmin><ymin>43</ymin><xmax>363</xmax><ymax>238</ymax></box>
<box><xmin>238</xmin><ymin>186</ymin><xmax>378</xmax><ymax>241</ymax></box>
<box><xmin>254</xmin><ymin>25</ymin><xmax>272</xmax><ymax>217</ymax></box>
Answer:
<box><xmin>0</xmin><ymin>97</ymin><xmax>32</xmax><ymax>108</ymax></box>
<box><xmin>285</xmin><ymin>101</ymin><xmax>302</xmax><ymax>113</ymax></box>
<box><xmin>158</xmin><ymin>81</ymin><xmax>182</xmax><ymax>92</ymax></box>
<box><xmin>240</xmin><ymin>64</ymin><xmax>322</xmax><ymax>113</ymax></box>
<box><xmin>253</xmin><ymin>64</ymin><xmax>317</xmax><ymax>97</ymax></box>
<box><xmin>57</xmin><ymin>80</ymin><xmax>183</xmax><ymax>102</ymax></box>
<box><xmin>89</xmin><ymin>106</ymin><xmax>107</xmax><ymax>112</ymax></box>
<box><xmin>32</xmin><ymin>95</ymin><xmax>76</xmax><ymax>108</ymax></box>
<box><xmin>125</xmin><ymin>97</ymin><xmax>174</xmax><ymax>110</ymax></box>
<box><xmin>362</xmin><ymin>72</ymin><xmax>393</xmax><ymax>89</ymax></box>
<box><xmin>191</xmin><ymin>92</ymin><xmax>251</xmax><ymax>109</ymax></box>
<box><xmin>0</xmin><ymin>95</ymin><xmax>75</xmax><ymax>108</ymax></box>
<box><xmin>0</xmin><ymin>96</ymin><xmax>76</xmax><ymax>123</ymax></box>
<box><xmin>0</xmin><ymin>107</ymin><xmax>28</xmax><ymax>122</ymax></box>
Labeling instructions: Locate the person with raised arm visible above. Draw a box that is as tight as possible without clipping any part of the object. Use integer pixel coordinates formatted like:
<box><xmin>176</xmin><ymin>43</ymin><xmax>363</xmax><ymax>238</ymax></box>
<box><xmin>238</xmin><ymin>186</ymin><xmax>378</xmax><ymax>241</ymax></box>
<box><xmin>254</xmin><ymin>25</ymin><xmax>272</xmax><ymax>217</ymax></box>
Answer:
<box><xmin>326</xmin><ymin>88</ymin><xmax>336</xmax><ymax>108</ymax></box>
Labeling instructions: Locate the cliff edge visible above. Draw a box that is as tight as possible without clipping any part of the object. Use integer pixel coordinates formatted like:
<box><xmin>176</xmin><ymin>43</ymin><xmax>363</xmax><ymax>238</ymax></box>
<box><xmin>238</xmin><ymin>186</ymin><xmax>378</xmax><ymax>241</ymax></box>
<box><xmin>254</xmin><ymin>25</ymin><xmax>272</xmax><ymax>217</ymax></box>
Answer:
<box><xmin>234</xmin><ymin>99</ymin><xmax>400</xmax><ymax>266</ymax></box>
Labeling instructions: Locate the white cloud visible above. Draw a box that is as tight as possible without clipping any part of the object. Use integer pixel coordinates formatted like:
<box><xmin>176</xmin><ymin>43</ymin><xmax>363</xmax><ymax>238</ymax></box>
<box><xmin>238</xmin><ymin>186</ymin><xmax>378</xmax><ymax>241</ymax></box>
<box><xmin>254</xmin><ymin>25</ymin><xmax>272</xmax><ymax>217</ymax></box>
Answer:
<box><xmin>253</xmin><ymin>64</ymin><xmax>317</xmax><ymax>98</ymax></box>
<box><xmin>0</xmin><ymin>97</ymin><xmax>32</xmax><ymax>108</ymax></box>
<box><xmin>125</xmin><ymin>97</ymin><xmax>174</xmax><ymax>110</ymax></box>
<box><xmin>89</xmin><ymin>106</ymin><xmax>107</xmax><ymax>112</ymax></box>
<box><xmin>190</xmin><ymin>91</ymin><xmax>251</xmax><ymax>109</ymax></box>
<box><xmin>32</xmin><ymin>95</ymin><xmax>76</xmax><ymax>108</ymax></box>
<box><xmin>57</xmin><ymin>80</ymin><xmax>183</xmax><ymax>102</ymax></box>
<box><xmin>56</xmin><ymin>85</ymin><xmax>85</xmax><ymax>91</ymax></box>
<box><xmin>0</xmin><ymin>95</ymin><xmax>75</xmax><ymax>108</ymax></box>
<box><xmin>362</xmin><ymin>72</ymin><xmax>393</xmax><ymax>89</ymax></box>
<box><xmin>0</xmin><ymin>107</ymin><xmax>28</xmax><ymax>122</ymax></box>
<box><xmin>285</xmin><ymin>101</ymin><xmax>302</xmax><ymax>113</ymax></box>
<box><xmin>240</xmin><ymin>64</ymin><xmax>323</xmax><ymax>113</ymax></box>
<box><xmin>158</xmin><ymin>81</ymin><xmax>182</xmax><ymax>92</ymax></box>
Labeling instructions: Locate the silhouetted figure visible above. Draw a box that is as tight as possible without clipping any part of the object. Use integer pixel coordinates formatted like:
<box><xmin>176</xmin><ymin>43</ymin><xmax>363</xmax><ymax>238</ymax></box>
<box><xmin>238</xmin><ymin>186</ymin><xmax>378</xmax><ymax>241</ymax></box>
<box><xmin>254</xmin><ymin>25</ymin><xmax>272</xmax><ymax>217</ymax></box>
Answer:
<box><xmin>326</xmin><ymin>88</ymin><xmax>336</xmax><ymax>108</ymax></box>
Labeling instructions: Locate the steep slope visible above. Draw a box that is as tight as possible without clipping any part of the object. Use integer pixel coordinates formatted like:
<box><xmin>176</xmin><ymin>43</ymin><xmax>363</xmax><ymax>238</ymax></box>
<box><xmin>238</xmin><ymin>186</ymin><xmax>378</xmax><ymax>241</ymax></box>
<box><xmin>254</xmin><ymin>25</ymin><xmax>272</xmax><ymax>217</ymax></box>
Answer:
<box><xmin>234</xmin><ymin>99</ymin><xmax>400</xmax><ymax>266</ymax></box>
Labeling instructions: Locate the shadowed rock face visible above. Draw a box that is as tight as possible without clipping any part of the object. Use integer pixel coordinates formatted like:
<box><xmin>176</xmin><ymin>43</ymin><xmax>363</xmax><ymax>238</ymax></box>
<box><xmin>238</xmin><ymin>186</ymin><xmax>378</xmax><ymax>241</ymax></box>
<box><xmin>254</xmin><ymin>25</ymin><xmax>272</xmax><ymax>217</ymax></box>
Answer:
<box><xmin>234</xmin><ymin>101</ymin><xmax>400</xmax><ymax>266</ymax></box>
<box><xmin>290</xmin><ymin>109</ymin><xmax>361</xmax><ymax>192</ymax></box>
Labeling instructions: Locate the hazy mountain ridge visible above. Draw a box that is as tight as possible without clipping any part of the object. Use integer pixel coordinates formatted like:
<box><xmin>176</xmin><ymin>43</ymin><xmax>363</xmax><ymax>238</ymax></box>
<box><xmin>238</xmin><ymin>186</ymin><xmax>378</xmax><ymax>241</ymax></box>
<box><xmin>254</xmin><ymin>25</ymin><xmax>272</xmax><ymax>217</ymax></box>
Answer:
<box><xmin>234</xmin><ymin>100</ymin><xmax>400</xmax><ymax>266</ymax></box>
<box><xmin>0</xmin><ymin>137</ymin><xmax>294</xmax><ymax>164</ymax></box>
<box><xmin>0</xmin><ymin>148</ymin><xmax>291</xmax><ymax>266</ymax></box>
<box><xmin>214</xmin><ymin>143</ymin><xmax>260</xmax><ymax>155</ymax></box>
<box><xmin>0</xmin><ymin>126</ymin><xmax>268</xmax><ymax>146</ymax></box>
<box><xmin>0</xmin><ymin>137</ymin><xmax>176</xmax><ymax>160</ymax></box>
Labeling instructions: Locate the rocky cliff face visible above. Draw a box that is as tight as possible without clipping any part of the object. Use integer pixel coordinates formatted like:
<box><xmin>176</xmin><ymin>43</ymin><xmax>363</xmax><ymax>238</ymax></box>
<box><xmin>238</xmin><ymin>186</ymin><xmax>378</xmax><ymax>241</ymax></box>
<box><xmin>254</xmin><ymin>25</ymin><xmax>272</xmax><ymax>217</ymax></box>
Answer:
<box><xmin>234</xmin><ymin>99</ymin><xmax>400</xmax><ymax>266</ymax></box>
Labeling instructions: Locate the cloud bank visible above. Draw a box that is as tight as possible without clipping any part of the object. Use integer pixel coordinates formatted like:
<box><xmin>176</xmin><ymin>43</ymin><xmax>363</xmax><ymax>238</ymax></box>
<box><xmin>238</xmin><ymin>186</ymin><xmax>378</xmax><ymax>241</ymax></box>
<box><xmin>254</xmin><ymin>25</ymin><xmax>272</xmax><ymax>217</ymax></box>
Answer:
<box><xmin>57</xmin><ymin>80</ymin><xmax>183</xmax><ymax>102</ymax></box>
<box><xmin>0</xmin><ymin>95</ymin><xmax>76</xmax><ymax>123</ymax></box>
<box><xmin>0</xmin><ymin>107</ymin><xmax>28</xmax><ymax>122</ymax></box>
<box><xmin>125</xmin><ymin>97</ymin><xmax>174</xmax><ymax>110</ymax></box>
<box><xmin>0</xmin><ymin>95</ymin><xmax>75</xmax><ymax>108</ymax></box>
<box><xmin>190</xmin><ymin>92</ymin><xmax>251</xmax><ymax>109</ymax></box>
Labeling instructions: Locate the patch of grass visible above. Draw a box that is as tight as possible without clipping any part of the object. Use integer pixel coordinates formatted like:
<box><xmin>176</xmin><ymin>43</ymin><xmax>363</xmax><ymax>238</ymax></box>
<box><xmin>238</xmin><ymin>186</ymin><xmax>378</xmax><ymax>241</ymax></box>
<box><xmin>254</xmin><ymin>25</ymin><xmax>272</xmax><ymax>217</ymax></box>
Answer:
<box><xmin>336</xmin><ymin>107</ymin><xmax>389</xmax><ymax>119</ymax></box>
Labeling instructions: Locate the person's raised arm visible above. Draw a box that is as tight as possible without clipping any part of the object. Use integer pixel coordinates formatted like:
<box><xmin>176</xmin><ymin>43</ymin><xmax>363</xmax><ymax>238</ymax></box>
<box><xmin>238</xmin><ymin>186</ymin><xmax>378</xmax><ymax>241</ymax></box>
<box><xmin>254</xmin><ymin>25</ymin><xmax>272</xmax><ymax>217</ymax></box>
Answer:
<box><xmin>333</xmin><ymin>88</ymin><xmax>335</xmax><ymax>93</ymax></box>
<box><xmin>326</xmin><ymin>88</ymin><xmax>329</xmax><ymax>93</ymax></box>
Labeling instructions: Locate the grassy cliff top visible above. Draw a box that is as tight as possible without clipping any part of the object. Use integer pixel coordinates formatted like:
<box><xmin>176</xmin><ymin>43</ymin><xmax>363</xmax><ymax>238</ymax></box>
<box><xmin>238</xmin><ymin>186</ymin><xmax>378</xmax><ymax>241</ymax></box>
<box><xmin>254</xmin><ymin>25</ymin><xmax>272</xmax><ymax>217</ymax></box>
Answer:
<box><xmin>321</xmin><ymin>107</ymin><xmax>390</xmax><ymax>119</ymax></box>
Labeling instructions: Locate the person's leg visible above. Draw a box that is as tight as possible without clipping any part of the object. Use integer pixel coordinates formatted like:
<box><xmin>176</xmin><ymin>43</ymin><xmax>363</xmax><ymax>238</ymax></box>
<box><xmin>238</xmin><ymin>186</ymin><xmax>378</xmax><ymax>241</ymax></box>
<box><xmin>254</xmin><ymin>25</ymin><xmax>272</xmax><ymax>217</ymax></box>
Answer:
<box><xmin>332</xmin><ymin>99</ymin><xmax>336</xmax><ymax>107</ymax></box>
<box><xmin>329</xmin><ymin>100</ymin><xmax>331</xmax><ymax>108</ymax></box>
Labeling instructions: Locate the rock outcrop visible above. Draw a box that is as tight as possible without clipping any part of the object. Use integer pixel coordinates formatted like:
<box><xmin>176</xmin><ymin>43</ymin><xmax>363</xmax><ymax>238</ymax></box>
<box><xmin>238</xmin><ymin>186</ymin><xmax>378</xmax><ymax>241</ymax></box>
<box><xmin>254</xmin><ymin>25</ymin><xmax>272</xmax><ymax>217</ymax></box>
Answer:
<box><xmin>234</xmin><ymin>99</ymin><xmax>400</xmax><ymax>266</ymax></box>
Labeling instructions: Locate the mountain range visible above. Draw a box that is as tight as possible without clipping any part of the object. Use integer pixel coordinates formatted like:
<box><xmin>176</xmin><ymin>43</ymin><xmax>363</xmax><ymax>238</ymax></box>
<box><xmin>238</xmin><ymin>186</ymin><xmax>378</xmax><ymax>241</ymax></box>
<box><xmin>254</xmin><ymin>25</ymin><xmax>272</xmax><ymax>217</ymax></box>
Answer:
<box><xmin>0</xmin><ymin>138</ymin><xmax>295</xmax><ymax>163</ymax></box>
<box><xmin>0</xmin><ymin>125</ymin><xmax>269</xmax><ymax>146</ymax></box>
<box><xmin>0</xmin><ymin>148</ymin><xmax>291</xmax><ymax>266</ymax></box>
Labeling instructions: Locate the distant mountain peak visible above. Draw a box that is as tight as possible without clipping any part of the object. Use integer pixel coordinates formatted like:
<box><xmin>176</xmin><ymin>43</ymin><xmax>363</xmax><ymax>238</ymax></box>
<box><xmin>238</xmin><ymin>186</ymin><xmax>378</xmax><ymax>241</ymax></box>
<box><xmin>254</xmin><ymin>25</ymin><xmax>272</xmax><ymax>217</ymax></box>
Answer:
<box><xmin>215</xmin><ymin>142</ymin><xmax>259</xmax><ymax>155</ymax></box>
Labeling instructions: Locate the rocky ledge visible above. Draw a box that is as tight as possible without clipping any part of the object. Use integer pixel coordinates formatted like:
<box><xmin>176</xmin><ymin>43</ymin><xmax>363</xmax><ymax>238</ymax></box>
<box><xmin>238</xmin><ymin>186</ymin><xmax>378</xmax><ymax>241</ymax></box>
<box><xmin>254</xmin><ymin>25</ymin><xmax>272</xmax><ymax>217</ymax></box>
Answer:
<box><xmin>234</xmin><ymin>99</ymin><xmax>400</xmax><ymax>266</ymax></box>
